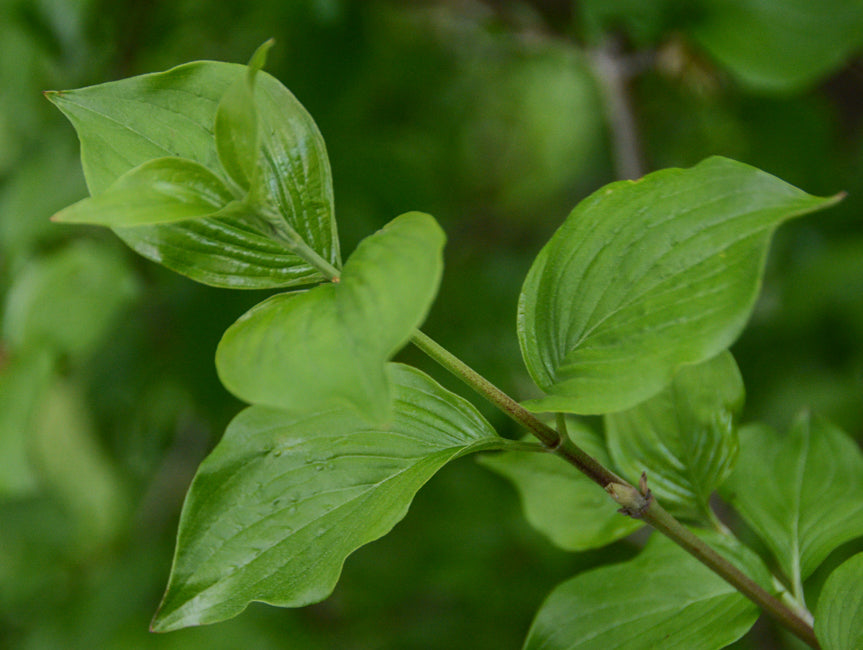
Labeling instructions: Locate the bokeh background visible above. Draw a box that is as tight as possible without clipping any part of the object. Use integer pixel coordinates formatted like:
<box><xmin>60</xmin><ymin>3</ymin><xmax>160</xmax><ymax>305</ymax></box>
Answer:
<box><xmin>1</xmin><ymin>1</ymin><xmax>862</xmax><ymax>648</ymax></box>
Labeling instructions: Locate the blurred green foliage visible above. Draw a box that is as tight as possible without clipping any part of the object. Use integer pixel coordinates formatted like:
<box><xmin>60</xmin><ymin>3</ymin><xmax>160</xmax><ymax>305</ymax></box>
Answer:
<box><xmin>1</xmin><ymin>1</ymin><xmax>861</xmax><ymax>648</ymax></box>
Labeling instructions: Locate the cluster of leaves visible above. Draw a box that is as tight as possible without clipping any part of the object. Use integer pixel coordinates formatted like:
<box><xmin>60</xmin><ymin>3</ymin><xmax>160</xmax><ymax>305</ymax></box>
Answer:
<box><xmin>45</xmin><ymin>36</ymin><xmax>863</xmax><ymax>649</ymax></box>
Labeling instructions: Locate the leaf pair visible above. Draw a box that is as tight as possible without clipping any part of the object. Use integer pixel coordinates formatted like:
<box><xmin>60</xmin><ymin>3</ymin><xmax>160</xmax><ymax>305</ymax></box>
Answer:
<box><xmin>47</xmin><ymin>46</ymin><xmax>339</xmax><ymax>288</ymax></box>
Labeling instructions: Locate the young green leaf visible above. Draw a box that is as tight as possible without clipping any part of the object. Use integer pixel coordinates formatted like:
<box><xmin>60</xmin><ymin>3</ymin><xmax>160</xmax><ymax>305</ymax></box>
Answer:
<box><xmin>151</xmin><ymin>364</ymin><xmax>506</xmax><ymax>632</ymax></box>
<box><xmin>605</xmin><ymin>351</ymin><xmax>743</xmax><ymax>523</ymax></box>
<box><xmin>46</xmin><ymin>58</ymin><xmax>339</xmax><ymax>288</ymax></box>
<box><xmin>524</xmin><ymin>532</ymin><xmax>769</xmax><ymax>650</ymax></box>
<box><xmin>690</xmin><ymin>0</ymin><xmax>863</xmax><ymax>92</ymax></box>
<box><xmin>478</xmin><ymin>420</ymin><xmax>642</xmax><ymax>551</ymax></box>
<box><xmin>214</xmin><ymin>39</ymin><xmax>273</xmax><ymax>191</ymax></box>
<box><xmin>721</xmin><ymin>415</ymin><xmax>863</xmax><ymax>594</ymax></box>
<box><xmin>216</xmin><ymin>212</ymin><xmax>444</xmax><ymax>424</ymax></box>
<box><xmin>815</xmin><ymin>552</ymin><xmax>863</xmax><ymax>650</ymax></box>
<box><xmin>518</xmin><ymin>156</ymin><xmax>840</xmax><ymax>415</ymax></box>
<box><xmin>52</xmin><ymin>157</ymin><xmax>235</xmax><ymax>227</ymax></box>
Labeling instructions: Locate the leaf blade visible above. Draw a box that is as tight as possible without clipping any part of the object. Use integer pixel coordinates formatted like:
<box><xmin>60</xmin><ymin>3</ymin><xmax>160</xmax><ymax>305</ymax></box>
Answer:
<box><xmin>215</xmin><ymin>212</ymin><xmax>445</xmax><ymax>423</ymax></box>
<box><xmin>524</xmin><ymin>533</ymin><xmax>768</xmax><ymax>650</ymax></box>
<box><xmin>815</xmin><ymin>552</ymin><xmax>863</xmax><ymax>650</ymax></box>
<box><xmin>151</xmin><ymin>364</ymin><xmax>504</xmax><ymax>631</ymax></box>
<box><xmin>721</xmin><ymin>414</ymin><xmax>863</xmax><ymax>591</ymax></box>
<box><xmin>518</xmin><ymin>156</ymin><xmax>840</xmax><ymax>414</ymax></box>
<box><xmin>52</xmin><ymin>157</ymin><xmax>235</xmax><ymax>227</ymax></box>
<box><xmin>605</xmin><ymin>351</ymin><xmax>744</xmax><ymax>522</ymax></box>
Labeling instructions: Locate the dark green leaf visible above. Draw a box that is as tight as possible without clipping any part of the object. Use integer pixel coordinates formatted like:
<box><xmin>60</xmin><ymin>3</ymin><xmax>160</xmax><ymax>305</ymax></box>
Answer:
<box><xmin>214</xmin><ymin>39</ymin><xmax>274</xmax><ymax>191</ymax></box>
<box><xmin>216</xmin><ymin>212</ymin><xmax>444</xmax><ymax>424</ymax></box>
<box><xmin>721</xmin><ymin>414</ymin><xmax>863</xmax><ymax>593</ymax></box>
<box><xmin>47</xmin><ymin>58</ymin><xmax>339</xmax><ymax>288</ymax></box>
<box><xmin>691</xmin><ymin>0</ymin><xmax>863</xmax><ymax>92</ymax></box>
<box><xmin>518</xmin><ymin>156</ymin><xmax>840</xmax><ymax>415</ymax></box>
<box><xmin>605</xmin><ymin>352</ymin><xmax>743</xmax><ymax>522</ymax></box>
<box><xmin>815</xmin><ymin>552</ymin><xmax>863</xmax><ymax>650</ymax></box>
<box><xmin>524</xmin><ymin>532</ymin><xmax>768</xmax><ymax>650</ymax></box>
<box><xmin>52</xmin><ymin>157</ymin><xmax>235</xmax><ymax>226</ymax></box>
<box><xmin>151</xmin><ymin>364</ymin><xmax>505</xmax><ymax>631</ymax></box>
<box><xmin>478</xmin><ymin>420</ymin><xmax>642</xmax><ymax>551</ymax></box>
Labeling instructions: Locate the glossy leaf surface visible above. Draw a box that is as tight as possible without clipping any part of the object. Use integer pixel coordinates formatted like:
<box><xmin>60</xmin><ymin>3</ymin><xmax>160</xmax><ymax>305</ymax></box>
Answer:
<box><xmin>216</xmin><ymin>212</ymin><xmax>444</xmax><ymax>424</ymax></box>
<box><xmin>47</xmin><ymin>58</ymin><xmax>339</xmax><ymax>288</ymax></box>
<box><xmin>815</xmin><ymin>552</ymin><xmax>863</xmax><ymax>650</ymax></box>
<box><xmin>52</xmin><ymin>157</ymin><xmax>235</xmax><ymax>227</ymax></box>
<box><xmin>721</xmin><ymin>415</ymin><xmax>863</xmax><ymax>589</ymax></box>
<box><xmin>605</xmin><ymin>352</ymin><xmax>743</xmax><ymax>522</ymax></box>
<box><xmin>524</xmin><ymin>532</ymin><xmax>767</xmax><ymax>650</ymax></box>
<box><xmin>692</xmin><ymin>0</ymin><xmax>863</xmax><ymax>92</ymax></box>
<box><xmin>151</xmin><ymin>364</ymin><xmax>505</xmax><ymax>631</ymax></box>
<box><xmin>518</xmin><ymin>156</ymin><xmax>839</xmax><ymax>414</ymax></box>
<box><xmin>478</xmin><ymin>421</ymin><xmax>641</xmax><ymax>551</ymax></box>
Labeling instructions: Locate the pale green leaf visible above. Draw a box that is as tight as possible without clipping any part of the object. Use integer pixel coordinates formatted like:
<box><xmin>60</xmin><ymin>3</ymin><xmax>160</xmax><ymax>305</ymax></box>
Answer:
<box><xmin>691</xmin><ymin>0</ymin><xmax>863</xmax><ymax>92</ymax></box>
<box><xmin>0</xmin><ymin>349</ymin><xmax>54</xmax><ymax>495</ymax></box>
<box><xmin>46</xmin><ymin>58</ymin><xmax>339</xmax><ymax>288</ymax></box>
<box><xmin>478</xmin><ymin>420</ymin><xmax>642</xmax><ymax>551</ymax></box>
<box><xmin>721</xmin><ymin>414</ymin><xmax>863</xmax><ymax>592</ymax></box>
<box><xmin>605</xmin><ymin>352</ymin><xmax>743</xmax><ymax>522</ymax></box>
<box><xmin>151</xmin><ymin>364</ymin><xmax>505</xmax><ymax>631</ymax></box>
<box><xmin>216</xmin><ymin>212</ymin><xmax>444</xmax><ymax>424</ymax></box>
<box><xmin>29</xmin><ymin>379</ymin><xmax>129</xmax><ymax>549</ymax></box>
<box><xmin>518</xmin><ymin>156</ymin><xmax>840</xmax><ymax>415</ymax></box>
<box><xmin>2</xmin><ymin>240</ymin><xmax>138</xmax><ymax>358</ymax></box>
<box><xmin>815</xmin><ymin>552</ymin><xmax>863</xmax><ymax>650</ymax></box>
<box><xmin>52</xmin><ymin>157</ymin><xmax>235</xmax><ymax>226</ymax></box>
<box><xmin>524</xmin><ymin>532</ymin><xmax>768</xmax><ymax>650</ymax></box>
<box><xmin>214</xmin><ymin>39</ymin><xmax>273</xmax><ymax>191</ymax></box>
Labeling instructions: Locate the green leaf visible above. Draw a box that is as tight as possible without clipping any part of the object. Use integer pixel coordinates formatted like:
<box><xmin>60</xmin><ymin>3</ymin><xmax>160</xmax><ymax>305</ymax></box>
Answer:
<box><xmin>216</xmin><ymin>212</ymin><xmax>444</xmax><ymax>424</ymax></box>
<box><xmin>518</xmin><ymin>156</ymin><xmax>840</xmax><ymax>415</ymax></box>
<box><xmin>214</xmin><ymin>39</ymin><xmax>274</xmax><ymax>191</ymax></box>
<box><xmin>605</xmin><ymin>351</ymin><xmax>743</xmax><ymax>522</ymax></box>
<box><xmin>2</xmin><ymin>240</ymin><xmax>138</xmax><ymax>359</ymax></box>
<box><xmin>0</xmin><ymin>349</ymin><xmax>54</xmax><ymax>496</ymax></box>
<box><xmin>478</xmin><ymin>420</ymin><xmax>642</xmax><ymax>551</ymax></box>
<box><xmin>721</xmin><ymin>414</ymin><xmax>863</xmax><ymax>593</ymax></box>
<box><xmin>29</xmin><ymin>379</ymin><xmax>129</xmax><ymax>550</ymax></box>
<box><xmin>524</xmin><ymin>532</ymin><xmax>767</xmax><ymax>650</ymax></box>
<box><xmin>46</xmin><ymin>58</ymin><xmax>339</xmax><ymax>288</ymax></box>
<box><xmin>815</xmin><ymin>552</ymin><xmax>863</xmax><ymax>650</ymax></box>
<box><xmin>52</xmin><ymin>157</ymin><xmax>235</xmax><ymax>226</ymax></box>
<box><xmin>151</xmin><ymin>364</ymin><xmax>505</xmax><ymax>631</ymax></box>
<box><xmin>690</xmin><ymin>0</ymin><xmax>863</xmax><ymax>92</ymax></box>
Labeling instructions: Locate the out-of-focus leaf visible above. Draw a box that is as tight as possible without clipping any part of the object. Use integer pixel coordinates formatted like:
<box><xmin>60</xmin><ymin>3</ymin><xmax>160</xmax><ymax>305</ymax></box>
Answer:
<box><xmin>151</xmin><ymin>364</ymin><xmax>506</xmax><ymax>631</ymax></box>
<box><xmin>0</xmin><ymin>349</ymin><xmax>54</xmax><ymax>495</ymax></box>
<box><xmin>815</xmin><ymin>552</ymin><xmax>863</xmax><ymax>650</ymax></box>
<box><xmin>721</xmin><ymin>415</ymin><xmax>863</xmax><ymax>592</ymax></box>
<box><xmin>52</xmin><ymin>157</ymin><xmax>235</xmax><ymax>226</ymax></box>
<box><xmin>518</xmin><ymin>156</ymin><xmax>839</xmax><ymax>415</ymax></box>
<box><xmin>691</xmin><ymin>0</ymin><xmax>863</xmax><ymax>92</ymax></box>
<box><xmin>524</xmin><ymin>532</ymin><xmax>768</xmax><ymax>649</ymax></box>
<box><xmin>2</xmin><ymin>240</ymin><xmax>137</xmax><ymax>359</ymax></box>
<box><xmin>605</xmin><ymin>352</ymin><xmax>743</xmax><ymax>522</ymax></box>
<box><xmin>47</xmin><ymin>58</ymin><xmax>339</xmax><ymax>288</ymax></box>
<box><xmin>29</xmin><ymin>379</ymin><xmax>129</xmax><ymax>549</ymax></box>
<box><xmin>478</xmin><ymin>421</ymin><xmax>642</xmax><ymax>551</ymax></box>
<box><xmin>216</xmin><ymin>212</ymin><xmax>444</xmax><ymax>424</ymax></box>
